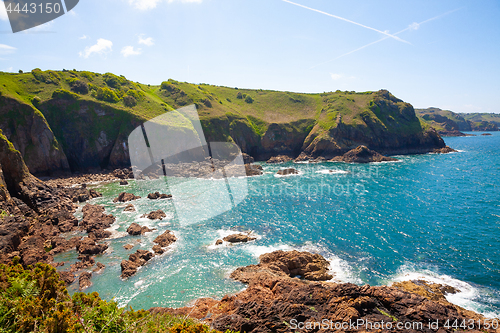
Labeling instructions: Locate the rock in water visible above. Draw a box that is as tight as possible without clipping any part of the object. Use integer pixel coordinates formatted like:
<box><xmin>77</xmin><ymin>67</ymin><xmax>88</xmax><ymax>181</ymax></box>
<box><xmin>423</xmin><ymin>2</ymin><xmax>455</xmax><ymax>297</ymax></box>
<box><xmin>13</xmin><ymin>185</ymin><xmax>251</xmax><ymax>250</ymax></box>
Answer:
<box><xmin>126</xmin><ymin>222</ymin><xmax>154</xmax><ymax>235</ymax></box>
<box><xmin>245</xmin><ymin>164</ymin><xmax>263</xmax><ymax>176</ymax></box>
<box><xmin>120</xmin><ymin>249</ymin><xmax>155</xmax><ymax>278</ymax></box>
<box><xmin>215</xmin><ymin>239</ymin><xmax>223</xmax><ymax>246</ymax></box>
<box><xmin>79</xmin><ymin>271</ymin><xmax>92</xmax><ymax>290</ymax></box>
<box><xmin>147</xmin><ymin>192</ymin><xmax>172</xmax><ymax>199</ymax></box>
<box><xmin>276</xmin><ymin>168</ymin><xmax>298</xmax><ymax>176</ymax></box>
<box><xmin>153</xmin><ymin>230</ymin><xmax>177</xmax><ymax>247</ymax></box>
<box><xmin>266</xmin><ymin>155</ymin><xmax>293</xmax><ymax>164</ymax></box>
<box><xmin>231</xmin><ymin>250</ymin><xmax>332</xmax><ymax>283</ymax></box>
<box><xmin>431</xmin><ymin>146</ymin><xmax>458</xmax><ymax>154</ymax></box>
<box><xmin>119</xmin><ymin>180</ymin><xmax>129</xmax><ymax>185</ymax></box>
<box><xmin>123</xmin><ymin>204</ymin><xmax>135</xmax><ymax>212</ymax></box>
<box><xmin>79</xmin><ymin>204</ymin><xmax>115</xmax><ymax>234</ymax></box>
<box><xmin>330</xmin><ymin>145</ymin><xmax>398</xmax><ymax>163</ymax></box>
<box><xmin>223</xmin><ymin>233</ymin><xmax>256</xmax><ymax>244</ymax></box>
<box><xmin>113</xmin><ymin>192</ymin><xmax>141</xmax><ymax>203</ymax></box>
<box><xmin>76</xmin><ymin>237</ymin><xmax>108</xmax><ymax>255</ymax></box>
<box><xmin>141</xmin><ymin>210</ymin><xmax>167</xmax><ymax>220</ymax></box>
<box><xmin>123</xmin><ymin>244</ymin><xmax>134</xmax><ymax>250</ymax></box>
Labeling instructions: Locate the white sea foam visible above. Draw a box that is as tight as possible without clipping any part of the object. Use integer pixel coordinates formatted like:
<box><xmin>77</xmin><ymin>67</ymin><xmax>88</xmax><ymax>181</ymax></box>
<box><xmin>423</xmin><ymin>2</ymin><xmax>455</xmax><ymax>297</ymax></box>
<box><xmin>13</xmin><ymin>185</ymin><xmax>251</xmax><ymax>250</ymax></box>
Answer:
<box><xmin>316</xmin><ymin>169</ymin><xmax>349</xmax><ymax>175</ymax></box>
<box><xmin>390</xmin><ymin>266</ymin><xmax>500</xmax><ymax>318</ymax></box>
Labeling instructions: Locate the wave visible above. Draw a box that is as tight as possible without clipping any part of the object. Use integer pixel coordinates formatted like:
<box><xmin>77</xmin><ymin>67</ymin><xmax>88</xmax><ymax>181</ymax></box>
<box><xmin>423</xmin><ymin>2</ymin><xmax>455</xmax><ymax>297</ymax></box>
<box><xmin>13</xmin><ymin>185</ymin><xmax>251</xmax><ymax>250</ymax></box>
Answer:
<box><xmin>389</xmin><ymin>266</ymin><xmax>500</xmax><ymax>319</ymax></box>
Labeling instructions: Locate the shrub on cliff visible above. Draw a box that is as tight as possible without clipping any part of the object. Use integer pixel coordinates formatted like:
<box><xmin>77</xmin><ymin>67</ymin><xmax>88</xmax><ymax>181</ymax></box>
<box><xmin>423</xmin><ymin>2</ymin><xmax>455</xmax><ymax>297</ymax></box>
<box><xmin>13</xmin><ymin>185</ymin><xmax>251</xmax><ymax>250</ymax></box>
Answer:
<box><xmin>31</xmin><ymin>68</ymin><xmax>60</xmax><ymax>84</ymax></box>
<box><xmin>245</xmin><ymin>95</ymin><xmax>254</xmax><ymax>103</ymax></box>
<box><xmin>103</xmin><ymin>73</ymin><xmax>127</xmax><ymax>89</ymax></box>
<box><xmin>236</xmin><ymin>91</ymin><xmax>243</xmax><ymax>99</ymax></box>
<box><xmin>94</xmin><ymin>87</ymin><xmax>120</xmax><ymax>103</ymax></box>
<box><xmin>123</xmin><ymin>95</ymin><xmax>137</xmax><ymax>107</ymax></box>
<box><xmin>69</xmin><ymin>80</ymin><xmax>89</xmax><ymax>95</ymax></box>
<box><xmin>52</xmin><ymin>89</ymin><xmax>79</xmax><ymax>100</ymax></box>
<box><xmin>0</xmin><ymin>262</ymin><xmax>237</xmax><ymax>333</ymax></box>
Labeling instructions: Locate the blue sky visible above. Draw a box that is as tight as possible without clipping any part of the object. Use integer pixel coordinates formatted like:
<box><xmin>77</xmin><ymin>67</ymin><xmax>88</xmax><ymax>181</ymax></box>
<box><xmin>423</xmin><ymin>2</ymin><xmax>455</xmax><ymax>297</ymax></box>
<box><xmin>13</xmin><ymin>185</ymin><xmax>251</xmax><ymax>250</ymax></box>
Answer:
<box><xmin>1</xmin><ymin>0</ymin><xmax>499</xmax><ymax>113</ymax></box>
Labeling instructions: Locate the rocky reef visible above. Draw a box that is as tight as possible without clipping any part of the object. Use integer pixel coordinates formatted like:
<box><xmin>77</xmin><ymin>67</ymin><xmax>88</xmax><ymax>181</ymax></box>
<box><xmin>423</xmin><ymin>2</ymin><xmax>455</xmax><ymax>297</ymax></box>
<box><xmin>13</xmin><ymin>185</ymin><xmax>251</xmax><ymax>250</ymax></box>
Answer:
<box><xmin>152</xmin><ymin>250</ymin><xmax>499</xmax><ymax>333</ymax></box>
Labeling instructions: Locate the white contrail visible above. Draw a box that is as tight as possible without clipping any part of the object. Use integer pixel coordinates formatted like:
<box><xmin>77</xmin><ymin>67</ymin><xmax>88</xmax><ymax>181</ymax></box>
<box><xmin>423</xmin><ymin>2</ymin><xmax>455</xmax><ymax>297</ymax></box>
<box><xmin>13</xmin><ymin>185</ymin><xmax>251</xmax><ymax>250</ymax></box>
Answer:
<box><xmin>282</xmin><ymin>0</ymin><xmax>410</xmax><ymax>44</ymax></box>
<box><xmin>309</xmin><ymin>7</ymin><xmax>464</xmax><ymax>69</ymax></box>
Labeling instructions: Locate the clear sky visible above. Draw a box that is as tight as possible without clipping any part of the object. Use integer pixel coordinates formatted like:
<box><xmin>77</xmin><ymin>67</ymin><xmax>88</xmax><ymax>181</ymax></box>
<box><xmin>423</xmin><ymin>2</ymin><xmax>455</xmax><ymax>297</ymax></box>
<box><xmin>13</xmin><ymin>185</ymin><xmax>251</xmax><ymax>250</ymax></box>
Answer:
<box><xmin>1</xmin><ymin>0</ymin><xmax>499</xmax><ymax>113</ymax></box>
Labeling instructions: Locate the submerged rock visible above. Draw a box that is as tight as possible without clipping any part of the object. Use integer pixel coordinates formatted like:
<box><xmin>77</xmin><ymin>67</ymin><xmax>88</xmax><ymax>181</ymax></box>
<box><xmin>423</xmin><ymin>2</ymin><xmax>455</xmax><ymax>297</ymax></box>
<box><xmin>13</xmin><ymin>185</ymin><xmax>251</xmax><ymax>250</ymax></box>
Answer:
<box><xmin>119</xmin><ymin>180</ymin><xmax>129</xmax><ymax>185</ymax></box>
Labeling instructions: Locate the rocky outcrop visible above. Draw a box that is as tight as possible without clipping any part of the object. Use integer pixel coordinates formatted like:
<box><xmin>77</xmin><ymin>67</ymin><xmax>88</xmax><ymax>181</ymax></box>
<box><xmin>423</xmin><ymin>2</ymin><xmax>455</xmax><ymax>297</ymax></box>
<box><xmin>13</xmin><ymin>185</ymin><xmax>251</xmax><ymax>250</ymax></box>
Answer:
<box><xmin>329</xmin><ymin>145</ymin><xmax>398</xmax><ymax>163</ymax></box>
<box><xmin>79</xmin><ymin>271</ymin><xmax>93</xmax><ymax>290</ymax></box>
<box><xmin>126</xmin><ymin>223</ymin><xmax>154</xmax><ymax>235</ymax></box>
<box><xmin>223</xmin><ymin>233</ymin><xmax>257</xmax><ymax>243</ymax></box>
<box><xmin>79</xmin><ymin>204</ymin><xmax>115</xmax><ymax>233</ymax></box>
<box><xmin>231</xmin><ymin>250</ymin><xmax>332</xmax><ymax>283</ymax></box>
<box><xmin>120</xmin><ymin>249</ymin><xmax>155</xmax><ymax>278</ymax></box>
<box><xmin>121</xmin><ymin>230</ymin><xmax>177</xmax><ymax>278</ymax></box>
<box><xmin>266</xmin><ymin>155</ymin><xmax>293</xmax><ymax>164</ymax></box>
<box><xmin>113</xmin><ymin>192</ymin><xmax>141</xmax><ymax>203</ymax></box>
<box><xmin>431</xmin><ymin>146</ymin><xmax>458</xmax><ymax>154</ymax></box>
<box><xmin>76</xmin><ymin>237</ymin><xmax>108</xmax><ymax>255</ymax></box>
<box><xmin>152</xmin><ymin>251</ymin><xmax>498</xmax><ymax>333</ymax></box>
<box><xmin>153</xmin><ymin>230</ymin><xmax>177</xmax><ymax>247</ymax></box>
<box><xmin>141</xmin><ymin>210</ymin><xmax>167</xmax><ymax>220</ymax></box>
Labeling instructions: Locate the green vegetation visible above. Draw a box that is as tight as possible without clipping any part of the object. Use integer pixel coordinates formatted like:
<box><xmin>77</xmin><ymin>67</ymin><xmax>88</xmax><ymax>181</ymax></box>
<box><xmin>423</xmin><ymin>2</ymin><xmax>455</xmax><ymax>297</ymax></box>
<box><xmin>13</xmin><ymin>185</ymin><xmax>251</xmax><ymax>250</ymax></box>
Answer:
<box><xmin>0</xmin><ymin>262</ymin><xmax>237</xmax><ymax>333</ymax></box>
<box><xmin>377</xmin><ymin>308</ymin><xmax>398</xmax><ymax>322</ymax></box>
<box><xmin>94</xmin><ymin>87</ymin><xmax>120</xmax><ymax>103</ymax></box>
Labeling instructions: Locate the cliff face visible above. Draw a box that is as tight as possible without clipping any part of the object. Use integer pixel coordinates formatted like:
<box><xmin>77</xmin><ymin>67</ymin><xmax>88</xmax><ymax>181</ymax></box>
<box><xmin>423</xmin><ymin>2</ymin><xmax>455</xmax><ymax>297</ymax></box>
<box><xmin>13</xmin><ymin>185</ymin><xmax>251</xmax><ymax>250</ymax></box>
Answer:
<box><xmin>38</xmin><ymin>98</ymin><xmax>141</xmax><ymax>172</ymax></box>
<box><xmin>0</xmin><ymin>70</ymin><xmax>449</xmax><ymax>173</ymax></box>
<box><xmin>0</xmin><ymin>95</ymin><xmax>70</xmax><ymax>176</ymax></box>
<box><xmin>301</xmin><ymin>90</ymin><xmax>445</xmax><ymax>158</ymax></box>
<box><xmin>416</xmin><ymin>108</ymin><xmax>499</xmax><ymax>135</ymax></box>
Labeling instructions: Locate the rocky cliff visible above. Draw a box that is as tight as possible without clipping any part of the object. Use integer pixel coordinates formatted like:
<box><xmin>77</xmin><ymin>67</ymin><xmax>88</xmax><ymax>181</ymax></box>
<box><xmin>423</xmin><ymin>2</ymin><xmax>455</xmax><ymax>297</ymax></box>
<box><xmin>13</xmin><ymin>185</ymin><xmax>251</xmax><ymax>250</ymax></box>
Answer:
<box><xmin>0</xmin><ymin>94</ymin><xmax>70</xmax><ymax>175</ymax></box>
<box><xmin>416</xmin><ymin>107</ymin><xmax>499</xmax><ymax>135</ymax></box>
<box><xmin>0</xmin><ymin>70</ymin><xmax>448</xmax><ymax>174</ymax></box>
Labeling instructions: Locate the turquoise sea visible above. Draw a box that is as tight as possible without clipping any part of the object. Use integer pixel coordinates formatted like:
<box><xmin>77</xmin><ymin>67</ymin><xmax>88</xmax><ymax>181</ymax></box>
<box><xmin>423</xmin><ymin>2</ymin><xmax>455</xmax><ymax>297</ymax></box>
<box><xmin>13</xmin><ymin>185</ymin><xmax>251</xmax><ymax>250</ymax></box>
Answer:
<box><xmin>56</xmin><ymin>132</ymin><xmax>500</xmax><ymax>317</ymax></box>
